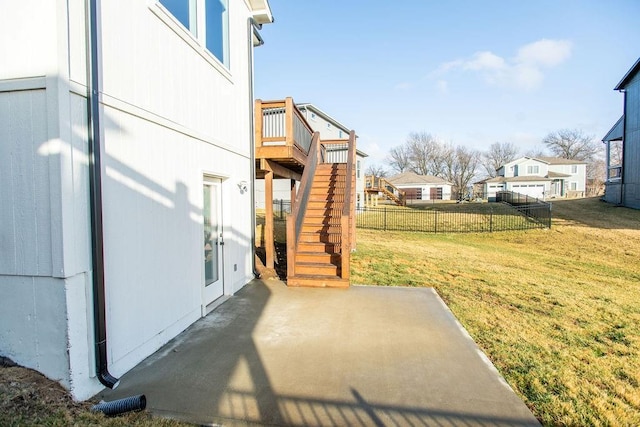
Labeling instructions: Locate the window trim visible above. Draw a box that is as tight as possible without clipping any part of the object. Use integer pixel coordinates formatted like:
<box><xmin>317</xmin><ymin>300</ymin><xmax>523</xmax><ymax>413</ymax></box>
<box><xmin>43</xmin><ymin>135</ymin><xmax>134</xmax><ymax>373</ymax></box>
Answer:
<box><xmin>151</xmin><ymin>1</ymin><xmax>232</xmax><ymax>81</ymax></box>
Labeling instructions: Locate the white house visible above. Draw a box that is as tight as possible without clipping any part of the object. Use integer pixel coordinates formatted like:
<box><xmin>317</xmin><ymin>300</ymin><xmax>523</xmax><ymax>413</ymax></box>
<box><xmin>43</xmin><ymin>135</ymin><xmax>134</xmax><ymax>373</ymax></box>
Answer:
<box><xmin>255</xmin><ymin>103</ymin><xmax>368</xmax><ymax>209</ymax></box>
<box><xmin>0</xmin><ymin>0</ymin><xmax>272</xmax><ymax>400</ymax></box>
<box><xmin>386</xmin><ymin>172</ymin><xmax>454</xmax><ymax>201</ymax></box>
<box><xmin>480</xmin><ymin>157</ymin><xmax>587</xmax><ymax>200</ymax></box>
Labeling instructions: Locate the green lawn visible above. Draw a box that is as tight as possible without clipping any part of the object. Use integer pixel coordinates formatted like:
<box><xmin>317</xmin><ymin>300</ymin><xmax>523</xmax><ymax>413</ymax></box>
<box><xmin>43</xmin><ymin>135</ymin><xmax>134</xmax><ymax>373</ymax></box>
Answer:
<box><xmin>351</xmin><ymin>197</ymin><xmax>640</xmax><ymax>426</ymax></box>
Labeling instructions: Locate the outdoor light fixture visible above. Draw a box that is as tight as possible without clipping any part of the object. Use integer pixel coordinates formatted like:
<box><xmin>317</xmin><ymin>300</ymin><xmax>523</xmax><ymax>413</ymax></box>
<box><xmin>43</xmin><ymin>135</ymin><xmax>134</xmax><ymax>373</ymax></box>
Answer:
<box><xmin>238</xmin><ymin>181</ymin><xmax>249</xmax><ymax>193</ymax></box>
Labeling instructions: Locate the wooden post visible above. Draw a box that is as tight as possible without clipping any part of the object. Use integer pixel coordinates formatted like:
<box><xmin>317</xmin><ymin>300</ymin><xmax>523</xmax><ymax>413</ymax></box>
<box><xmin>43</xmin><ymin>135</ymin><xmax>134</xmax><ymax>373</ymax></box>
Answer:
<box><xmin>254</xmin><ymin>99</ymin><xmax>263</xmax><ymax>149</ymax></box>
<box><xmin>290</xmin><ymin>178</ymin><xmax>297</xmax><ymax>207</ymax></box>
<box><xmin>265</xmin><ymin>170</ymin><xmax>274</xmax><ymax>269</ymax></box>
<box><xmin>285</xmin><ymin>97</ymin><xmax>294</xmax><ymax>147</ymax></box>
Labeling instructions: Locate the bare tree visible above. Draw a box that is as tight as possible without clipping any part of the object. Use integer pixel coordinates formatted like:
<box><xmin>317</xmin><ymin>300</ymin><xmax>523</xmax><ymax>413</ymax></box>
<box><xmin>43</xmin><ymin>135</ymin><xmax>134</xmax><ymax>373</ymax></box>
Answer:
<box><xmin>387</xmin><ymin>145</ymin><xmax>411</xmax><ymax>173</ymax></box>
<box><xmin>481</xmin><ymin>142</ymin><xmax>519</xmax><ymax>177</ymax></box>
<box><xmin>365</xmin><ymin>164</ymin><xmax>387</xmax><ymax>178</ymax></box>
<box><xmin>524</xmin><ymin>145</ymin><xmax>548</xmax><ymax>159</ymax></box>
<box><xmin>542</xmin><ymin>129</ymin><xmax>601</xmax><ymax>161</ymax></box>
<box><xmin>443</xmin><ymin>145</ymin><xmax>480</xmax><ymax>199</ymax></box>
<box><xmin>406</xmin><ymin>132</ymin><xmax>445</xmax><ymax>176</ymax></box>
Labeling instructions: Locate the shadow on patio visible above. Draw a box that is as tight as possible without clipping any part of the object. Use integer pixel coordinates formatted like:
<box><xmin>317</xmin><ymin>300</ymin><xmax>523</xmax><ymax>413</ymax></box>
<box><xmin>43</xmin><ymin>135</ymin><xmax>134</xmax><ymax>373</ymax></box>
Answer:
<box><xmin>98</xmin><ymin>280</ymin><xmax>539</xmax><ymax>426</ymax></box>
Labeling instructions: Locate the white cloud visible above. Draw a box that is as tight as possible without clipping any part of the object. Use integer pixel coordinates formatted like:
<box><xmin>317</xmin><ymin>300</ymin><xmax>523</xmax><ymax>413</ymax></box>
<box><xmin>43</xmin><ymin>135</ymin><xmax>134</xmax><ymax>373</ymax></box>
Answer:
<box><xmin>464</xmin><ymin>51</ymin><xmax>506</xmax><ymax>71</ymax></box>
<box><xmin>516</xmin><ymin>39</ymin><xmax>572</xmax><ymax>67</ymax></box>
<box><xmin>435</xmin><ymin>39</ymin><xmax>572</xmax><ymax>91</ymax></box>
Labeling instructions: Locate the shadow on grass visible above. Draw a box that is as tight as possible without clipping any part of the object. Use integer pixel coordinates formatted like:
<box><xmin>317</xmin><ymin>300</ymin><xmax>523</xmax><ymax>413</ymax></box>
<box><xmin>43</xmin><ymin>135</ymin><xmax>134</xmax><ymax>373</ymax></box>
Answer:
<box><xmin>550</xmin><ymin>197</ymin><xmax>640</xmax><ymax>230</ymax></box>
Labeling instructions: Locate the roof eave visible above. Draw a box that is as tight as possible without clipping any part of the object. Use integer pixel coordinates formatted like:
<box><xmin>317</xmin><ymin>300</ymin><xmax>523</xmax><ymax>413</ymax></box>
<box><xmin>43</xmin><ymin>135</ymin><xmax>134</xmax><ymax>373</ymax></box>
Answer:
<box><xmin>248</xmin><ymin>0</ymin><xmax>273</xmax><ymax>24</ymax></box>
<box><xmin>614</xmin><ymin>57</ymin><xmax>640</xmax><ymax>91</ymax></box>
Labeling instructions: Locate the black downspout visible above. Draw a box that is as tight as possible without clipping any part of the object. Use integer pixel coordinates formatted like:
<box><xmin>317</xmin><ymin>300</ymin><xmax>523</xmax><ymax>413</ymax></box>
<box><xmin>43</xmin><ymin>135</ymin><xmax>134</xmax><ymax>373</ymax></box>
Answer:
<box><xmin>86</xmin><ymin>0</ymin><xmax>119</xmax><ymax>389</ymax></box>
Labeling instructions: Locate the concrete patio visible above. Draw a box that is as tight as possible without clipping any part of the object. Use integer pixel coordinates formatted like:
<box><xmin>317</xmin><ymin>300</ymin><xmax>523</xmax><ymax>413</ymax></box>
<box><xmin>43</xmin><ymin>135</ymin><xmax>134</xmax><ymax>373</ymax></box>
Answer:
<box><xmin>97</xmin><ymin>279</ymin><xmax>540</xmax><ymax>426</ymax></box>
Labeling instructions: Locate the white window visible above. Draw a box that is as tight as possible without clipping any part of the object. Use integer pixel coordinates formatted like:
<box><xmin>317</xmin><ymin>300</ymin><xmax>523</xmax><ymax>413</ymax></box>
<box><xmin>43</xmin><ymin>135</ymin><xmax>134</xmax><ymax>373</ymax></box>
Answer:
<box><xmin>357</xmin><ymin>160</ymin><xmax>361</xmax><ymax>178</ymax></box>
<box><xmin>310</xmin><ymin>112</ymin><xmax>316</xmax><ymax>120</ymax></box>
<box><xmin>159</xmin><ymin>0</ymin><xmax>229</xmax><ymax>67</ymax></box>
<box><xmin>527</xmin><ymin>165</ymin><xmax>539</xmax><ymax>174</ymax></box>
<box><xmin>339</xmin><ymin>130</ymin><xmax>343</xmax><ymax>138</ymax></box>
<box><xmin>570</xmin><ymin>182</ymin><xmax>577</xmax><ymax>191</ymax></box>
<box><xmin>571</xmin><ymin>165</ymin><xmax>578</xmax><ymax>173</ymax></box>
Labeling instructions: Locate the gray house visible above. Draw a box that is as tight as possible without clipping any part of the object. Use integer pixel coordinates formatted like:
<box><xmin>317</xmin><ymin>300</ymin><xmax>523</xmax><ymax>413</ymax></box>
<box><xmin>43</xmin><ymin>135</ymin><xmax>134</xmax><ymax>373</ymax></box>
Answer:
<box><xmin>603</xmin><ymin>58</ymin><xmax>640</xmax><ymax>209</ymax></box>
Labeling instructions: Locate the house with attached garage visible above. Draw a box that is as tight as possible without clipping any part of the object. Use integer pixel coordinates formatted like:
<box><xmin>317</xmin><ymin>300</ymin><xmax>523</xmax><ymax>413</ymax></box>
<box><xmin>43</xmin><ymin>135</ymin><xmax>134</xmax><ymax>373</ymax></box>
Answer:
<box><xmin>479</xmin><ymin>156</ymin><xmax>587</xmax><ymax>201</ymax></box>
<box><xmin>0</xmin><ymin>0</ymin><xmax>272</xmax><ymax>400</ymax></box>
<box><xmin>602</xmin><ymin>57</ymin><xmax>640</xmax><ymax>209</ymax></box>
<box><xmin>385</xmin><ymin>172</ymin><xmax>454</xmax><ymax>201</ymax></box>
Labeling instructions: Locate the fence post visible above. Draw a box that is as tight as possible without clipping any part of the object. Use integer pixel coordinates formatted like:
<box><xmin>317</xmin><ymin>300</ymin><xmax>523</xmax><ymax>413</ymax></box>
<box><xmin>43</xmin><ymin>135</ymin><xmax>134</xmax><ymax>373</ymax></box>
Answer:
<box><xmin>434</xmin><ymin>210</ymin><xmax>438</xmax><ymax>233</ymax></box>
<box><xmin>384</xmin><ymin>207</ymin><xmax>387</xmax><ymax>232</ymax></box>
<box><xmin>490</xmin><ymin>208</ymin><xmax>493</xmax><ymax>233</ymax></box>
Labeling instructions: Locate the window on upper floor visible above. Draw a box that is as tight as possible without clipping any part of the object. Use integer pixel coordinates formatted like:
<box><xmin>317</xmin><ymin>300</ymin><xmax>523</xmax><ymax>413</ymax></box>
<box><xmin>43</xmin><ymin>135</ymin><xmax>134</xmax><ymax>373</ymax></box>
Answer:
<box><xmin>158</xmin><ymin>0</ymin><xmax>229</xmax><ymax>67</ymax></box>
<box><xmin>527</xmin><ymin>165</ymin><xmax>540</xmax><ymax>174</ymax></box>
<box><xmin>339</xmin><ymin>130</ymin><xmax>343</xmax><ymax>138</ymax></box>
<box><xmin>357</xmin><ymin>160</ymin><xmax>361</xmax><ymax>178</ymax></box>
<box><xmin>571</xmin><ymin>165</ymin><xmax>578</xmax><ymax>174</ymax></box>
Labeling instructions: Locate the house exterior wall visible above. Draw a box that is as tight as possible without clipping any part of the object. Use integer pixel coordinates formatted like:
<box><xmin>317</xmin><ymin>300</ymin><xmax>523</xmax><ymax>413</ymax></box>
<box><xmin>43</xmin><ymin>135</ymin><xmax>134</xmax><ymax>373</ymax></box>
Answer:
<box><xmin>548</xmin><ymin>163</ymin><xmax>587</xmax><ymax>195</ymax></box>
<box><xmin>1</xmin><ymin>0</ymin><xmax>262</xmax><ymax>400</ymax></box>
<box><xmin>300</xmin><ymin>108</ymin><xmax>350</xmax><ymax>140</ymax></box>
<box><xmin>393</xmin><ymin>183</ymin><xmax>453</xmax><ymax>201</ymax></box>
<box><xmin>623</xmin><ymin>72</ymin><xmax>640</xmax><ymax>209</ymax></box>
<box><xmin>503</xmin><ymin>158</ymin><xmax>548</xmax><ymax>178</ymax></box>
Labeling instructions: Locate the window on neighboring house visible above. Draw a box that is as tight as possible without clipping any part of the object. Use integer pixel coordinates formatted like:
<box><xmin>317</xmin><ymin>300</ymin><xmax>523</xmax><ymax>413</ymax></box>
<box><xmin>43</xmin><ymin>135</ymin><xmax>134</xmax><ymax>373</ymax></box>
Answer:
<box><xmin>310</xmin><ymin>112</ymin><xmax>316</xmax><ymax>120</ymax></box>
<box><xmin>527</xmin><ymin>165</ymin><xmax>539</xmax><ymax>174</ymax></box>
<box><xmin>571</xmin><ymin>165</ymin><xmax>578</xmax><ymax>173</ymax></box>
<box><xmin>339</xmin><ymin>130</ymin><xmax>343</xmax><ymax>138</ymax></box>
<box><xmin>158</xmin><ymin>0</ymin><xmax>229</xmax><ymax>67</ymax></box>
<box><xmin>357</xmin><ymin>160</ymin><xmax>361</xmax><ymax>178</ymax></box>
<box><xmin>570</xmin><ymin>182</ymin><xmax>577</xmax><ymax>191</ymax></box>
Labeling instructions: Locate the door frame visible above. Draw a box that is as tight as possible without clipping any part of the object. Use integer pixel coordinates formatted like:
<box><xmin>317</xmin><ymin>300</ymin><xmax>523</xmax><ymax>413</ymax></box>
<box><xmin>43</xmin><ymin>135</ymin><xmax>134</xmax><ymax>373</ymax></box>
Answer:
<box><xmin>202</xmin><ymin>176</ymin><xmax>225</xmax><ymax>313</ymax></box>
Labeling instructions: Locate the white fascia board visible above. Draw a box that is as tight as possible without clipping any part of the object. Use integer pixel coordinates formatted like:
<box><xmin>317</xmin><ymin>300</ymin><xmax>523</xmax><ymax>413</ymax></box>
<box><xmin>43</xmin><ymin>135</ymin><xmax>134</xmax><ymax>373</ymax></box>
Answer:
<box><xmin>247</xmin><ymin>0</ymin><xmax>273</xmax><ymax>24</ymax></box>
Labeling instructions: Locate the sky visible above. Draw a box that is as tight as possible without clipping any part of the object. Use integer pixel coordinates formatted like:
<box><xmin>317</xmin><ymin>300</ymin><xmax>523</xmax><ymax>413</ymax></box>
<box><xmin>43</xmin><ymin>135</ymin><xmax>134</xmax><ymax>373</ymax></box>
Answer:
<box><xmin>253</xmin><ymin>0</ymin><xmax>640</xmax><ymax>168</ymax></box>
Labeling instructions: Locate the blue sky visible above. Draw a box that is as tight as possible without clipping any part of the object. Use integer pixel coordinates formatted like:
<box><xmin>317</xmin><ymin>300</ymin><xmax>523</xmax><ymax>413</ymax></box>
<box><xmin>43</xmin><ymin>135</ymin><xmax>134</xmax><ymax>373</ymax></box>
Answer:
<box><xmin>254</xmin><ymin>0</ymin><xmax>640</xmax><ymax>167</ymax></box>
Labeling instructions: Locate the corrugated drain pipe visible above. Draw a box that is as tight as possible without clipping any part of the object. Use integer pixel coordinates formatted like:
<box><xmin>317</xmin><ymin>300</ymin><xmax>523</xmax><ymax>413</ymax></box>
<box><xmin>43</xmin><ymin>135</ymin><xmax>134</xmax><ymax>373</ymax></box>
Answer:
<box><xmin>86</xmin><ymin>0</ymin><xmax>119</xmax><ymax>389</ymax></box>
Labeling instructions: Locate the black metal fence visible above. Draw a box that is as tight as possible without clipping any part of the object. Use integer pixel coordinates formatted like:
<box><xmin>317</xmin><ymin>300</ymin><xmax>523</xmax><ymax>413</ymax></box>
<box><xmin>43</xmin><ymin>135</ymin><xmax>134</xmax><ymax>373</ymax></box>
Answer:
<box><xmin>496</xmin><ymin>191</ymin><xmax>552</xmax><ymax>228</ymax></box>
<box><xmin>272</xmin><ymin>199</ymin><xmax>291</xmax><ymax>220</ymax></box>
<box><xmin>355</xmin><ymin>203</ymin><xmax>550</xmax><ymax>233</ymax></box>
<box><xmin>271</xmin><ymin>196</ymin><xmax>551</xmax><ymax>234</ymax></box>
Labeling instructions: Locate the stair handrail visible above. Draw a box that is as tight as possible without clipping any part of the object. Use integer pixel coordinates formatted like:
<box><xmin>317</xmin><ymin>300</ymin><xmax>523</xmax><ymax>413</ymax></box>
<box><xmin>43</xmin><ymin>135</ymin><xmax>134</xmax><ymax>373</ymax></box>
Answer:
<box><xmin>340</xmin><ymin>131</ymin><xmax>356</xmax><ymax>280</ymax></box>
<box><xmin>287</xmin><ymin>131</ymin><xmax>321</xmax><ymax>278</ymax></box>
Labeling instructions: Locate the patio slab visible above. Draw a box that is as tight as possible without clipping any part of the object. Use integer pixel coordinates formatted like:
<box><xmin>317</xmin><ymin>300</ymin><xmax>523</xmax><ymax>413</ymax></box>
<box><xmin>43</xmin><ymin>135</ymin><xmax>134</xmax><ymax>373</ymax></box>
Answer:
<box><xmin>97</xmin><ymin>279</ymin><xmax>539</xmax><ymax>426</ymax></box>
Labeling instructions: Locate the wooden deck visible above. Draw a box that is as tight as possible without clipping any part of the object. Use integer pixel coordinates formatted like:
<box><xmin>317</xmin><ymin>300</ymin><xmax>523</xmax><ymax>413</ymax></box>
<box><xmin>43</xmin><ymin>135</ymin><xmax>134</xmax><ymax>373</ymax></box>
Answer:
<box><xmin>255</xmin><ymin>98</ymin><xmax>356</xmax><ymax>287</ymax></box>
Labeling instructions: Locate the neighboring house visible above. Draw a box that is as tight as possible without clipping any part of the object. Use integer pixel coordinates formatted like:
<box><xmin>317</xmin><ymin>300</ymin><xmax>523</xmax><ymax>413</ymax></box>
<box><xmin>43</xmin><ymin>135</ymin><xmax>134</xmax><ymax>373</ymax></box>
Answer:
<box><xmin>602</xmin><ymin>58</ymin><xmax>640</xmax><ymax>209</ymax></box>
<box><xmin>255</xmin><ymin>103</ymin><xmax>367</xmax><ymax>209</ymax></box>
<box><xmin>479</xmin><ymin>156</ymin><xmax>587</xmax><ymax>200</ymax></box>
<box><xmin>0</xmin><ymin>0</ymin><xmax>272</xmax><ymax>400</ymax></box>
<box><xmin>386</xmin><ymin>172</ymin><xmax>454</xmax><ymax>201</ymax></box>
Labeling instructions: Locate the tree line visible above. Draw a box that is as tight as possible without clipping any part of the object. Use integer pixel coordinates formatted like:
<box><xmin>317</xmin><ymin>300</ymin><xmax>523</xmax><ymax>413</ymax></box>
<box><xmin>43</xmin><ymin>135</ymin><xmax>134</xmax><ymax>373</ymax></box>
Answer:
<box><xmin>366</xmin><ymin>128</ymin><xmax>605</xmax><ymax>197</ymax></box>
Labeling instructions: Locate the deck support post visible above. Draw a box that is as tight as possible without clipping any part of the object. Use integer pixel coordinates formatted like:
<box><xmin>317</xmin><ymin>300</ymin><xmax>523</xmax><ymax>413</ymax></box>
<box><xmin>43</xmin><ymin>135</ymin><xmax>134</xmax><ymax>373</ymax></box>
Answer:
<box><xmin>265</xmin><ymin>170</ymin><xmax>274</xmax><ymax>269</ymax></box>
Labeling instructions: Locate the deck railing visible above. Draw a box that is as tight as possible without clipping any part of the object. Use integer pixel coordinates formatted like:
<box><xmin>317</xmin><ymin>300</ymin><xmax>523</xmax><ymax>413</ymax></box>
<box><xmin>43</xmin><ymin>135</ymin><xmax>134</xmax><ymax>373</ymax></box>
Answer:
<box><xmin>256</xmin><ymin>98</ymin><xmax>314</xmax><ymax>156</ymax></box>
<box><xmin>365</xmin><ymin>175</ymin><xmax>406</xmax><ymax>206</ymax></box>
<box><xmin>286</xmin><ymin>132</ymin><xmax>321</xmax><ymax>278</ymax></box>
<box><xmin>341</xmin><ymin>132</ymin><xmax>357</xmax><ymax>280</ymax></box>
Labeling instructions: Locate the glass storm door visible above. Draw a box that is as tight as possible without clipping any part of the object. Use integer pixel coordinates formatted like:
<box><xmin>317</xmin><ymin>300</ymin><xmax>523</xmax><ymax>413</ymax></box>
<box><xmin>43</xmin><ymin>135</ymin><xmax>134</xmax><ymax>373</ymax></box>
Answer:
<box><xmin>203</xmin><ymin>178</ymin><xmax>223</xmax><ymax>306</ymax></box>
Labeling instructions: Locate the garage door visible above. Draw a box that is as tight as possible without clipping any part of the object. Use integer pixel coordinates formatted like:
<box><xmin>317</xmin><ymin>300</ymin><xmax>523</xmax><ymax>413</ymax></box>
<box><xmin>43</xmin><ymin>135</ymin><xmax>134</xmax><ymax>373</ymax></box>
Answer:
<box><xmin>510</xmin><ymin>184</ymin><xmax>545</xmax><ymax>200</ymax></box>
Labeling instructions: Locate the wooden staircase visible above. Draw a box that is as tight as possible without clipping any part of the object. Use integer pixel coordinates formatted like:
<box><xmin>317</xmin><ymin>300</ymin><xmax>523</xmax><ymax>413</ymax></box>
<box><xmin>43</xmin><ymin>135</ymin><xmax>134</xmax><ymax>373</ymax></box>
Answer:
<box><xmin>365</xmin><ymin>176</ymin><xmax>406</xmax><ymax>206</ymax></box>
<box><xmin>287</xmin><ymin>163</ymin><xmax>350</xmax><ymax>288</ymax></box>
